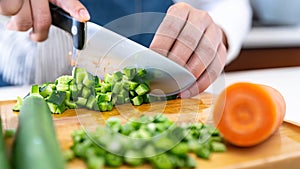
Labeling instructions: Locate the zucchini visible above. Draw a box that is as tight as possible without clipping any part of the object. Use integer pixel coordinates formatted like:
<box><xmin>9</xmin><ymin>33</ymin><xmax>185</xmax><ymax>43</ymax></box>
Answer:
<box><xmin>68</xmin><ymin>114</ymin><xmax>226</xmax><ymax>169</ymax></box>
<box><xmin>12</xmin><ymin>95</ymin><xmax>65</xmax><ymax>169</ymax></box>
<box><xmin>0</xmin><ymin>117</ymin><xmax>11</xmax><ymax>169</ymax></box>
<box><xmin>13</xmin><ymin>67</ymin><xmax>177</xmax><ymax>114</ymax></box>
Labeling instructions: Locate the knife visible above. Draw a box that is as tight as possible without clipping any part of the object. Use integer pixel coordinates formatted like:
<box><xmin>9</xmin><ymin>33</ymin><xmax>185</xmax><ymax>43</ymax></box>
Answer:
<box><xmin>50</xmin><ymin>4</ymin><xmax>196</xmax><ymax>97</ymax></box>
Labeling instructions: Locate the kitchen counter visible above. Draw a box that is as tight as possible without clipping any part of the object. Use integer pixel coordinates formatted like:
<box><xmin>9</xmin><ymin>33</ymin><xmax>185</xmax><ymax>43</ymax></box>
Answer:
<box><xmin>243</xmin><ymin>25</ymin><xmax>300</xmax><ymax>49</ymax></box>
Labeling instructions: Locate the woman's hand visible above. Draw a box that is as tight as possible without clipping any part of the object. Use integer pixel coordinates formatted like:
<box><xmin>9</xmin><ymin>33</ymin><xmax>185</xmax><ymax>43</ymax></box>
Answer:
<box><xmin>0</xmin><ymin>0</ymin><xmax>90</xmax><ymax>42</ymax></box>
<box><xmin>150</xmin><ymin>2</ymin><xmax>228</xmax><ymax>98</ymax></box>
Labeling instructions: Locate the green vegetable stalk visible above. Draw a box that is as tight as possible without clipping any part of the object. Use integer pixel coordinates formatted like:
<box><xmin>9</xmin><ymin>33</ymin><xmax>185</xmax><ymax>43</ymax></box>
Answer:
<box><xmin>11</xmin><ymin>95</ymin><xmax>65</xmax><ymax>169</ymax></box>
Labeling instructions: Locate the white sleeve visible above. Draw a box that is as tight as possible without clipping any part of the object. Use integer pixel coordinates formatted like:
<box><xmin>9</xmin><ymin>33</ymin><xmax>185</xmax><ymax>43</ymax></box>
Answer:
<box><xmin>173</xmin><ymin>0</ymin><xmax>253</xmax><ymax>64</ymax></box>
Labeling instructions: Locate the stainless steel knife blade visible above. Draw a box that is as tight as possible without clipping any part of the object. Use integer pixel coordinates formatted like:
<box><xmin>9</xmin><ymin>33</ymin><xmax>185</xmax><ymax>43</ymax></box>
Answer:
<box><xmin>76</xmin><ymin>22</ymin><xmax>196</xmax><ymax>96</ymax></box>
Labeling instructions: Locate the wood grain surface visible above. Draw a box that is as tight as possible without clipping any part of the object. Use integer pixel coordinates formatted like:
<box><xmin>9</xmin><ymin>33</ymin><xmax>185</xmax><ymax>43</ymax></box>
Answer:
<box><xmin>1</xmin><ymin>93</ymin><xmax>300</xmax><ymax>169</ymax></box>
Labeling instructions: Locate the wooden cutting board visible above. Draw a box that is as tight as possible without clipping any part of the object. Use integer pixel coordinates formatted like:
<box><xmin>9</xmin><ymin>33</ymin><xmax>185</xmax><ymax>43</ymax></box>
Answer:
<box><xmin>1</xmin><ymin>93</ymin><xmax>300</xmax><ymax>169</ymax></box>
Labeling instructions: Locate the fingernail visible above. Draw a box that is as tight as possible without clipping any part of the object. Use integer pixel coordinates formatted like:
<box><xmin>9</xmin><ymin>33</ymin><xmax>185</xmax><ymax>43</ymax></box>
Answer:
<box><xmin>79</xmin><ymin>9</ymin><xmax>90</xmax><ymax>21</ymax></box>
<box><xmin>180</xmin><ymin>90</ymin><xmax>191</xmax><ymax>98</ymax></box>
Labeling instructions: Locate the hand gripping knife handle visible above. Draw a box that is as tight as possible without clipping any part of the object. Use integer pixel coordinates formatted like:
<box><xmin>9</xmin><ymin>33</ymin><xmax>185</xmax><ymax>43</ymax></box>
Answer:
<box><xmin>49</xmin><ymin>3</ymin><xmax>86</xmax><ymax>50</ymax></box>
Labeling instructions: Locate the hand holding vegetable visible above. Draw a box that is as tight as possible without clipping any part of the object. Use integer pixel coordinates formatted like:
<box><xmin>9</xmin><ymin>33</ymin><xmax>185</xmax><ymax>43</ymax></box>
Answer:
<box><xmin>150</xmin><ymin>2</ymin><xmax>228</xmax><ymax>98</ymax></box>
<box><xmin>213</xmin><ymin>82</ymin><xmax>286</xmax><ymax>147</ymax></box>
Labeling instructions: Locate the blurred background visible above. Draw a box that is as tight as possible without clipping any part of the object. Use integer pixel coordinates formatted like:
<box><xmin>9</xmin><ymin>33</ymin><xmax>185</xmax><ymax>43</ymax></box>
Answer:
<box><xmin>225</xmin><ymin>0</ymin><xmax>300</xmax><ymax>72</ymax></box>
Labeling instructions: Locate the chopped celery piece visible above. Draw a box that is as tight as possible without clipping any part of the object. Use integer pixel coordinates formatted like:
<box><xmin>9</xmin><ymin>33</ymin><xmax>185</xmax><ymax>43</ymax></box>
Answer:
<box><xmin>47</xmin><ymin>90</ymin><xmax>66</xmax><ymax>106</ymax></box>
<box><xmin>135</xmin><ymin>83</ymin><xmax>150</xmax><ymax>96</ymax></box>
<box><xmin>76</xmin><ymin>97</ymin><xmax>87</xmax><ymax>107</ymax></box>
<box><xmin>65</xmin><ymin>100</ymin><xmax>76</xmax><ymax>109</ymax></box>
<box><xmin>137</xmin><ymin>68</ymin><xmax>147</xmax><ymax>77</ymax></box>
<box><xmin>170</xmin><ymin>142</ymin><xmax>189</xmax><ymax>157</ymax></box>
<box><xmin>12</xmin><ymin>96</ymin><xmax>23</xmax><ymax>111</ymax></box>
<box><xmin>105</xmin><ymin>153</ymin><xmax>123</xmax><ymax>168</ymax></box>
<box><xmin>70</xmin><ymin>84</ymin><xmax>79</xmax><ymax>98</ymax></box>
<box><xmin>104</xmin><ymin>74</ymin><xmax>113</xmax><ymax>84</ymax></box>
<box><xmin>211</xmin><ymin>142</ymin><xmax>226</xmax><ymax>152</ymax></box>
<box><xmin>196</xmin><ymin>146</ymin><xmax>211</xmax><ymax>159</ymax></box>
<box><xmin>124</xmin><ymin>97</ymin><xmax>131</xmax><ymax>103</ymax></box>
<box><xmin>47</xmin><ymin>102</ymin><xmax>57</xmax><ymax>113</ymax></box>
<box><xmin>81</xmin><ymin>87</ymin><xmax>92</xmax><ymax>98</ymax></box>
<box><xmin>74</xmin><ymin>67</ymin><xmax>88</xmax><ymax>84</ymax></box>
<box><xmin>115</xmin><ymin>94</ymin><xmax>125</xmax><ymax>105</ymax></box>
<box><xmin>30</xmin><ymin>84</ymin><xmax>39</xmax><ymax>95</ymax></box>
<box><xmin>131</xmin><ymin>95</ymin><xmax>143</xmax><ymax>106</ymax></box>
<box><xmin>56</xmin><ymin>75</ymin><xmax>73</xmax><ymax>85</ymax></box>
<box><xmin>123</xmin><ymin>67</ymin><xmax>137</xmax><ymax>80</ymax></box>
<box><xmin>97</xmin><ymin>92</ymin><xmax>112</xmax><ymax>102</ymax></box>
<box><xmin>100</xmin><ymin>83</ymin><xmax>112</xmax><ymax>93</ymax></box>
<box><xmin>83</xmin><ymin>73</ymin><xmax>95</xmax><ymax>88</ymax></box>
<box><xmin>112</xmin><ymin>82</ymin><xmax>122</xmax><ymax>94</ymax></box>
<box><xmin>123</xmin><ymin>81</ymin><xmax>138</xmax><ymax>91</ymax></box>
<box><xmin>40</xmin><ymin>84</ymin><xmax>54</xmax><ymax>97</ymax></box>
<box><xmin>112</xmin><ymin>71</ymin><xmax>123</xmax><ymax>82</ymax></box>
<box><xmin>76</xmin><ymin>83</ymin><xmax>83</xmax><ymax>92</ymax></box>
<box><xmin>98</xmin><ymin>101</ymin><xmax>113</xmax><ymax>112</ymax></box>
<box><xmin>54</xmin><ymin>103</ymin><xmax>67</xmax><ymax>114</ymax></box>
<box><xmin>124</xmin><ymin>150</ymin><xmax>143</xmax><ymax>166</ymax></box>
<box><xmin>56</xmin><ymin>84</ymin><xmax>69</xmax><ymax>91</ymax></box>
<box><xmin>129</xmin><ymin>91</ymin><xmax>136</xmax><ymax>97</ymax></box>
<box><xmin>149</xmin><ymin>153</ymin><xmax>173</xmax><ymax>169</ymax></box>
<box><xmin>87</xmin><ymin>156</ymin><xmax>104</xmax><ymax>169</ymax></box>
<box><xmin>86</xmin><ymin>96</ymin><xmax>97</xmax><ymax>110</ymax></box>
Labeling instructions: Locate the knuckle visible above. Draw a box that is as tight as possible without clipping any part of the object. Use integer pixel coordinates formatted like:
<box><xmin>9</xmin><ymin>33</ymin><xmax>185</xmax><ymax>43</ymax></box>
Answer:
<box><xmin>207</xmin><ymin>68</ymin><xmax>218</xmax><ymax>80</ymax></box>
<box><xmin>15</xmin><ymin>21</ymin><xmax>33</xmax><ymax>31</ymax></box>
<box><xmin>186</xmin><ymin>59</ymin><xmax>205</xmax><ymax>78</ymax></box>
<box><xmin>197</xmin><ymin>10</ymin><xmax>212</xmax><ymax>22</ymax></box>
<box><xmin>197</xmin><ymin>39</ymin><xmax>216</xmax><ymax>59</ymax></box>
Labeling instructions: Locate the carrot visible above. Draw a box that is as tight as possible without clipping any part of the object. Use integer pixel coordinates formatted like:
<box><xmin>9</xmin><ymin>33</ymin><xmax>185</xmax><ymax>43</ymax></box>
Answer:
<box><xmin>213</xmin><ymin>82</ymin><xmax>286</xmax><ymax>147</ymax></box>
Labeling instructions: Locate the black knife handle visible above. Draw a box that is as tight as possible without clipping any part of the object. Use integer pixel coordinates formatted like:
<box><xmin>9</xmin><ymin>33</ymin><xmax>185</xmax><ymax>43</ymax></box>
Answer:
<box><xmin>50</xmin><ymin>3</ymin><xmax>86</xmax><ymax>50</ymax></box>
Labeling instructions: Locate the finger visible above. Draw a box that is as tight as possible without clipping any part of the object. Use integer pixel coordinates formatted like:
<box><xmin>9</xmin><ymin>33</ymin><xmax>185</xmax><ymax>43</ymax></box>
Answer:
<box><xmin>6</xmin><ymin>0</ymin><xmax>33</xmax><ymax>31</ymax></box>
<box><xmin>185</xmin><ymin>23</ymin><xmax>223</xmax><ymax>79</ymax></box>
<box><xmin>149</xmin><ymin>2</ymin><xmax>189</xmax><ymax>56</ymax></box>
<box><xmin>29</xmin><ymin>0</ymin><xmax>52</xmax><ymax>42</ymax></box>
<box><xmin>0</xmin><ymin>0</ymin><xmax>23</xmax><ymax>15</ymax></box>
<box><xmin>50</xmin><ymin>0</ymin><xmax>90</xmax><ymax>22</ymax></box>
<box><xmin>180</xmin><ymin>43</ymin><xmax>227</xmax><ymax>98</ymax></box>
<box><xmin>168</xmin><ymin>9</ymin><xmax>211</xmax><ymax>66</ymax></box>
